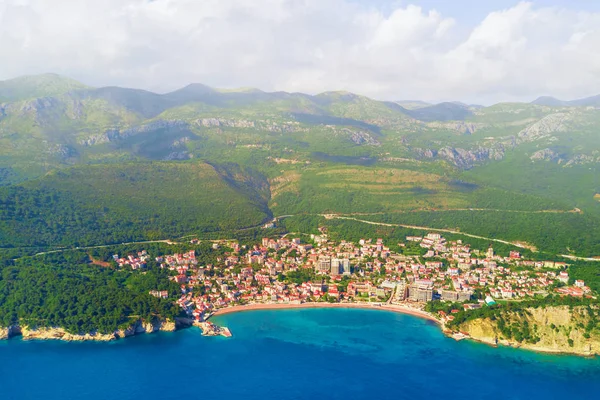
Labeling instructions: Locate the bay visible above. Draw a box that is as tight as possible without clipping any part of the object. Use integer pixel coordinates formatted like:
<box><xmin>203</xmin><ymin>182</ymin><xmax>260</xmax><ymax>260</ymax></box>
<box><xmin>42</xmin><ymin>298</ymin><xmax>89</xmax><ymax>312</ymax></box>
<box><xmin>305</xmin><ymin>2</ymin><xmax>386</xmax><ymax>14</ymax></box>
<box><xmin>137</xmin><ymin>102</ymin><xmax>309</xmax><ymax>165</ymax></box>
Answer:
<box><xmin>1</xmin><ymin>308</ymin><xmax>599</xmax><ymax>399</ymax></box>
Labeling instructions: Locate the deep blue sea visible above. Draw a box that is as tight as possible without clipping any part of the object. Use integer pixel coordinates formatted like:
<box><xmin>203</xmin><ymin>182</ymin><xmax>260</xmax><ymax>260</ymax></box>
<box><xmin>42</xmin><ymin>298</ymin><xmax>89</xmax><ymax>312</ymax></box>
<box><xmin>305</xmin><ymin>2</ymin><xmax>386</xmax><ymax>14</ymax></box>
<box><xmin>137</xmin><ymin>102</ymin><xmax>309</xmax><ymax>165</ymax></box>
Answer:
<box><xmin>2</xmin><ymin>309</ymin><xmax>599</xmax><ymax>399</ymax></box>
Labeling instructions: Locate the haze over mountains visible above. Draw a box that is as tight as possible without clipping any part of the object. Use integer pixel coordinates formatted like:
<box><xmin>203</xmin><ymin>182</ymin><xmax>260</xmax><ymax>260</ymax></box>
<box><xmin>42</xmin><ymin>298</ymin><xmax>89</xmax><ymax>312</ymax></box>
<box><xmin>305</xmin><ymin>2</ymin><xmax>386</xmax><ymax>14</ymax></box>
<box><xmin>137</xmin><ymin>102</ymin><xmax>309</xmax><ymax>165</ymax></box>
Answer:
<box><xmin>1</xmin><ymin>73</ymin><xmax>599</xmax><ymax>171</ymax></box>
<box><xmin>531</xmin><ymin>95</ymin><xmax>600</xmax><ymax>108</ymax></box>
<box><xmin>2</xmin><ymin>73</ymin><xmax>599</xmax><ymax>112</ymax></box>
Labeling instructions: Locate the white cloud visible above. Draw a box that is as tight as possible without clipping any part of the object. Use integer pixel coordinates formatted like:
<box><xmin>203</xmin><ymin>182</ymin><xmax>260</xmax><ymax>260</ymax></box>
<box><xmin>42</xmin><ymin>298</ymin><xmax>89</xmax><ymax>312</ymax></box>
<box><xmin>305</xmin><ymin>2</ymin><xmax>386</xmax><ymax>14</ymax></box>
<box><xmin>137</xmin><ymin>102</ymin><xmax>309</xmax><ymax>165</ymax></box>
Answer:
<box><xmin>0</xmin><ymin>0</ymin><xmax>599</xmax><ymax>103</ymax></box>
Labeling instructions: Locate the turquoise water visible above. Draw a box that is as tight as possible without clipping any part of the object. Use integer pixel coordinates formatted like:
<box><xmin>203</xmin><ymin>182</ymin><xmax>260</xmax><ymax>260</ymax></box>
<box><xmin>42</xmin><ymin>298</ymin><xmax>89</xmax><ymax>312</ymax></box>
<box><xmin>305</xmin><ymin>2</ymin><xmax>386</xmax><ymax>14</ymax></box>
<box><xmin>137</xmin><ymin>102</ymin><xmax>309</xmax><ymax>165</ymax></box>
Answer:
<box><xmin>1</xmin><ymin>309</ymin><xmax>599</xmax><ymax>399</ymax></box>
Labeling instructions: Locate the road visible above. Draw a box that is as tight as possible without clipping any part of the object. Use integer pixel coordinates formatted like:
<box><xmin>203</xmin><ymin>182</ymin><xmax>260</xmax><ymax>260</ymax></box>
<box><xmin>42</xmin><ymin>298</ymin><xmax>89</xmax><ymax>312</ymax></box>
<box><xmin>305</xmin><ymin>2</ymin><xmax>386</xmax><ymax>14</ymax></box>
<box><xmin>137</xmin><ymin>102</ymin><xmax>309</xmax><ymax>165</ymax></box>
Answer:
<box><xmin>8</xmin><ymin>211</ymin><xmax>599</xmax><ymax>261</ymax></box>
<box><xmin>318</xmin><ymin>214</ymin><xmax>538</xmax><ymax>251</ymax></box>
<box><xmin>32</xmin><ymin>239</ymin><xmax>178</xmax><ymax>256</ymax></box>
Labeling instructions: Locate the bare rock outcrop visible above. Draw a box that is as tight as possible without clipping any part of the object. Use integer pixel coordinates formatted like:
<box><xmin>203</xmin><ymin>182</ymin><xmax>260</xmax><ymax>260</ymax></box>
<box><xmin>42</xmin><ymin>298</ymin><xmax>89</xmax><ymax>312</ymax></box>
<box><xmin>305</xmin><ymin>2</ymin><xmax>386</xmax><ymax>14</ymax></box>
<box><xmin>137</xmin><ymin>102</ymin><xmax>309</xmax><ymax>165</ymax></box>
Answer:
<box><xmin>427</xmin><ymin>121</ymin><xmax>484</xmax><ymax>135</ymax></box>
<box><xmin>517</xmin><ymin>113</ymin><xmax>569</xmax><ymax>143</ymax></box>
<box><xmin>346</xmin><ymin>129</ymin><xmax>381</xmax><ymax>146</ymax></box>
<box><xmin>195</xmin><ymin>118</ymin><xmax>303</xmax><ymax>133</ymax></box>
<box><xmin>530</xmin><ymin>148</ymin><xmax>560</xmax><ymax>162</ymax></box>
<box><xmin>564</xmin><ymin>154</ymin><xmax>597</xmax><ymax>166</ymax></box>
<box><xmin>436</xmin><ymin>145</ymin><xmax>505</xmax><ymax>169</ymax></box>
<box><xmin>79</xmin><ymin>120</ymin><xmax>187</xmax><ymax>146</ymax></box>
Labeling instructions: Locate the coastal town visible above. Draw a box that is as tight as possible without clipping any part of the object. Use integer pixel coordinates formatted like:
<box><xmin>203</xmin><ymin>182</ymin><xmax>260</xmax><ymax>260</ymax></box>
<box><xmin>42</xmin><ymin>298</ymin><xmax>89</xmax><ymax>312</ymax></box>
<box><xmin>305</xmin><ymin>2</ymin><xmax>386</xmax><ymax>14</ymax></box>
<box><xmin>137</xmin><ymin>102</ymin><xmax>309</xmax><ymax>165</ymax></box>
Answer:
<box><xmin>112</xmin><ymin>232</ymin><xmax>594</xmax><ymax>337</ymax></box>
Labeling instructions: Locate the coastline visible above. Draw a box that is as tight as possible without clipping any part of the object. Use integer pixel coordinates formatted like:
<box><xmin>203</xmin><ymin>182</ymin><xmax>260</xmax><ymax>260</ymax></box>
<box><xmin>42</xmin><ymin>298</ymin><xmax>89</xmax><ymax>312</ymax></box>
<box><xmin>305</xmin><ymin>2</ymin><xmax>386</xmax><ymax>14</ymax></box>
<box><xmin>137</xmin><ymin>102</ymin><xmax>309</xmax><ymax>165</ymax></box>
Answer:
<box><xmin>2</xmin><ymin>304</ymin><xmax>597</xmax><ymax>357</ymax></box>
<box><xmin>211</xmin><ymin>302</ymin><xmax>599</xmax><ymax>358</ymax></box>
<box><xmin>211</xmin><ymin>302</ymin><xmax>442</xmax><ymax>325</ymax></box>
<box><xmin>465</xmin><ymin>335</ymin><xmax>599</xmax><ymax>358</ymax></box>
<box><xmin>0</xmin><ymin>318</ymin><xmax>188</xmax><ymax>342</ymax></box>
<box><xmin>0</xmin><ymin>303</ymin><xmax>443</xmax><ymax>344</ymax></box>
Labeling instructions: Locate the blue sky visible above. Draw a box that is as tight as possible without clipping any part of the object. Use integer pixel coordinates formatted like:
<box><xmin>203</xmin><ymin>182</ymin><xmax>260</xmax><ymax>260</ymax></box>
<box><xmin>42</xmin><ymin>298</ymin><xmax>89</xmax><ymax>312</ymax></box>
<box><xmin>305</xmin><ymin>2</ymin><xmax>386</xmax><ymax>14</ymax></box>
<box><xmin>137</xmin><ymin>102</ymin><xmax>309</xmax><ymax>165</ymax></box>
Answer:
<box><xmin>1</xmin><ymin>0</ymin><xmax>600</xmax><ymax>104</ymax></box>
<box><xmin>361</xmin><ymin>0</ymin><xmax>600</xmax><ymax>21</ymax></box>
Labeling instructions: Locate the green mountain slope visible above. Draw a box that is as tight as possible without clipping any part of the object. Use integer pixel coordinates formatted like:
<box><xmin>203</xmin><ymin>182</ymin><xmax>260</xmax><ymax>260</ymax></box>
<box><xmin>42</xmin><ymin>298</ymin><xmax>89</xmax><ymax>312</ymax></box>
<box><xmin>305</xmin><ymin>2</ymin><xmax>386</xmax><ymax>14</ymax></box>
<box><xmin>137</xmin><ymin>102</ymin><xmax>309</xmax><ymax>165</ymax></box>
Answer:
<box><xmin>0</xmin><ymin>74</ymin><xmax>599</xmax><ymax>256</ymax></box>
<box><xmin>0</xmin><ymin>162</ymin><xmax>270</xmax><ymax>247</ymax></box>
<box><xmin>0</xmin><ymin>74</ymin><xmax>88</xmax><ymax>102</ymax></box>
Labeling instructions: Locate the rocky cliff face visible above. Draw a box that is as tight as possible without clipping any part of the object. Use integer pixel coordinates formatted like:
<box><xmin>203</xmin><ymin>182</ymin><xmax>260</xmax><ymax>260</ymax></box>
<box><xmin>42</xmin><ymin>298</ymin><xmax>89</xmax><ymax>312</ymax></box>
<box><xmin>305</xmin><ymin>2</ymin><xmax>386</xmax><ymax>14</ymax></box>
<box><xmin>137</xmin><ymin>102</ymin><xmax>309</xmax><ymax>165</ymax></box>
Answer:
<box><xmin>0</xmin><ymin>326</ymin><xmax>20</xmax><ymax>340</ymax></box>
<box><xmin>1</xmin><ymin>318</ymin><xmax>183</xmax><ymax>342</ymax></box>
<box><xmin>345</xmin><ymin>129</ymin><xmax>381</xmax><ymax>146</ymax></box>
<box><xmin>195</xmin><ymin>118</ymin><xmax>304</xmax><ymax>133</ymax></box>
<box><xmin>437</xmin><ymin>146</ymin><xmax>505</xmax><ymax>169</ymax></box>
<box><xmin>529</xmin><ymin>148</ymin><xmax>600</xmax><ymax>166</ymax></box>
<box><xmin>197</xmin><ymin>118</ymin><xmax>255</xmax><ymax>129</ymax></box>
<box><xmin>142</xmin><ymin>319</ymin><xmax>177</xmax><ymax>333</ymax></box>
<box><xmin>78</xmin><ymin>117</ymin><xmax>307</xmax><ymax>148</ymax></box>
<box><xmin>517</xmin><ymin>113</ymin><xmax>570</xmax><ymax>143</ymax></box>
<box><xmin>427</xmin><ymin>121</ymin><xmax>484</xmax><ymax>135</ymax></box>
<box><xmin>413</xmin><ymin>145</ymin><xmax>506</xmax><ymax>169</ymax></box>
<box><xmin>78</xmin><ymin>119</ymin><xmax>188</xmax><ymax>146</ymax></box>
<box><xmin>564</xmin><ymin>154</ymin><xmax>599</xmax><ymax>166</ymax></box>
<box><xmin>530</xmin><ymin>148</ymin><xmax>561</xmax><ymax>162</ymax></box>
<box><xmin>457</xmin><ymin>306</ymin><xmax>600</xmax><ymax>356</ymax></box>
<box><xmin>18</xmin><ymin>97</ymin><xmax>62</xmax><ymax>114</ymax></box>
<box><xmin>20</xmin><ymin>326</ymin><xmax>117</xmax><ymax>342</ymax></box>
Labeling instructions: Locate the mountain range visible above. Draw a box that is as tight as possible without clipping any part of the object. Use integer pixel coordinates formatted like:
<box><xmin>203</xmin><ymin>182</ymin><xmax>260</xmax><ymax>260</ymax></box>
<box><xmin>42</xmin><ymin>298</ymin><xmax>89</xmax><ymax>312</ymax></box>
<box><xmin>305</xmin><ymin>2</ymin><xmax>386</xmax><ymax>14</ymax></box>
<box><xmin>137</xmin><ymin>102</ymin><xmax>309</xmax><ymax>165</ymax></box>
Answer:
<box><xmin>531</xmin><ymin>95</ymin><xmax>600</xmax><ymax>108</ymax></box>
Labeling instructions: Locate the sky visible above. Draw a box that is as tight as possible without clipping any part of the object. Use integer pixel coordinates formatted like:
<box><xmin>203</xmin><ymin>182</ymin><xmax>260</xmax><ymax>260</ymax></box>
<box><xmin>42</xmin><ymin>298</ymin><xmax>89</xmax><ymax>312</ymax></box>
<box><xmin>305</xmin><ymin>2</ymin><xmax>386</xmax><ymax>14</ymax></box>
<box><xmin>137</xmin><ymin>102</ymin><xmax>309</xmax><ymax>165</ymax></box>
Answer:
<box><xmin>1</xmin><ymin>0</ymin><xmax>600</xmax><ymax>104</ymax></box>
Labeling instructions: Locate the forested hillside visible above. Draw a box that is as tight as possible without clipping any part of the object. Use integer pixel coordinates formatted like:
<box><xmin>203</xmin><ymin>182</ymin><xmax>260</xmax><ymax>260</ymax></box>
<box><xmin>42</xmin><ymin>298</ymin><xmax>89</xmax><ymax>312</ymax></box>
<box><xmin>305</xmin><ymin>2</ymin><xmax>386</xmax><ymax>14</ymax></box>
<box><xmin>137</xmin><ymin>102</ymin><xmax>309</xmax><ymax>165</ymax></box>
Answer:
<box><xmin>0</xmin><ymin>162</ymin><xmax>270</xmax><ymax>247</ymax></box>
<box><xmin>0</xmin><ymin>251</ymin><xmax>183</xmax><ymax>333</ymax></box>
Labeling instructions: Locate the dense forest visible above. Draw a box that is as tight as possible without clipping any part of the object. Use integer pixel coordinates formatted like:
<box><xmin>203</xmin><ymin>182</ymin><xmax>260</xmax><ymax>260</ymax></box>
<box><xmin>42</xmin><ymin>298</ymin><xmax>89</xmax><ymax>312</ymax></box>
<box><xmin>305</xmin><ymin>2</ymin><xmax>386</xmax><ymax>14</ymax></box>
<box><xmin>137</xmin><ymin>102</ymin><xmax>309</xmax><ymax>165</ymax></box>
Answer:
<box><xmin>0</xmin><ymin>251</ymin><xmax>184</xmax><ymax>333</ymax></box>
<box><xmin>364</xmin><ymin>211</ymin><xmax>600</xmax><ymax>256</ymax></box>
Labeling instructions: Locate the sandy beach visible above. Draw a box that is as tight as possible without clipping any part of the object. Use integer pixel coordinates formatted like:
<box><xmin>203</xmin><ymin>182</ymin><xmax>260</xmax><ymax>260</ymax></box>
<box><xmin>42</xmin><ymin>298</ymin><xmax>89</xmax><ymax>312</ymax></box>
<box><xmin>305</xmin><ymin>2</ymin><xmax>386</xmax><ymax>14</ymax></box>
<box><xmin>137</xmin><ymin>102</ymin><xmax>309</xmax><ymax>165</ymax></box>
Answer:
<box><xmin>211</xmin><ymin>302</ymin><xmax>441</xmax><ymax>325</ymax></box>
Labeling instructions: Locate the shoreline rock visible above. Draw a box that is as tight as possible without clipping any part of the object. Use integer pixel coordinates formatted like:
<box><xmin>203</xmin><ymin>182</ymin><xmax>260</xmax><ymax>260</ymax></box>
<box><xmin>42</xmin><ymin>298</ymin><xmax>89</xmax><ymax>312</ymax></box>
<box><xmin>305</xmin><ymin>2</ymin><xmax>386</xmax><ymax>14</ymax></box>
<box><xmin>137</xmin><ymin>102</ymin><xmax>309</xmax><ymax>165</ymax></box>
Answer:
<box><xmin>20</xmin><ymin>326</ymin><xmax>117</xmax><ymax>342</ymax></box>
<box><xmin>1</xmin><ymin>318</ymin><xmax>185</xmax><ymax>343</ymax></box>
<box><xmin>0</xmin><ymin>325</ymin><xmax>21</xmax><ymax>340</ymax></box>
<box><xmin>453</xmin><ymin>333</ymin><xmax>598</xmax><ymax>357</ymax></box>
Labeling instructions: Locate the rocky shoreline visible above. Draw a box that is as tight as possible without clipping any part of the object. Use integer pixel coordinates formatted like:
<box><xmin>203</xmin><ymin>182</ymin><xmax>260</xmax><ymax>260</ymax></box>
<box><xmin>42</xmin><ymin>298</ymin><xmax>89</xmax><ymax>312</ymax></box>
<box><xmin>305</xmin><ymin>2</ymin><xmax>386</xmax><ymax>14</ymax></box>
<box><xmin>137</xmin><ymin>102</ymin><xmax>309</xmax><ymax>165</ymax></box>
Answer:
<box><xmin>452</xmin><ymin>306</ymin><xmax>600</xmax><ymax>357</ymax></box>
<box><xmin>456</xmin><ymin>333</ymin><xmax>599</xmax><ymax>357</ymax></box>
<box><xmin>2</xmin><ymin>305</ymin><xmax>598</xmax><ymax>357</ymax></box>
<box><xmin>0</xmin><ymin>318</ymin><xmax>192</xmax><ymax>342</ymax></box>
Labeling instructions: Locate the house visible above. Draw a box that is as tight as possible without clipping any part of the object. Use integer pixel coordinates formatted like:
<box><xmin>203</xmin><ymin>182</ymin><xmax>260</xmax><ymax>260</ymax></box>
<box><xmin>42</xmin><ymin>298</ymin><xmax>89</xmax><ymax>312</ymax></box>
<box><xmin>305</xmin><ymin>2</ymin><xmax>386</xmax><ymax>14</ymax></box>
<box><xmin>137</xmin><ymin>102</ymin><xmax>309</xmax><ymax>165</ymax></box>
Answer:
<box><xmin>309</xmin><ymin>282</ymin><xmax>324</xmax><ymax>293</ymax></box>
<box><xmin>558</xmin><ymin>271</ymin><xmax>569</xmax><ymax>283</ymax></box>
<box><xmin>328</xmin><ymin>285</ymin><xmax>339</xmax><ymax>298</ymax></box>
<box><xmin>149</xmin><ymin>290</ymin><xmax>169</xmax><ymax>299</ymax></box>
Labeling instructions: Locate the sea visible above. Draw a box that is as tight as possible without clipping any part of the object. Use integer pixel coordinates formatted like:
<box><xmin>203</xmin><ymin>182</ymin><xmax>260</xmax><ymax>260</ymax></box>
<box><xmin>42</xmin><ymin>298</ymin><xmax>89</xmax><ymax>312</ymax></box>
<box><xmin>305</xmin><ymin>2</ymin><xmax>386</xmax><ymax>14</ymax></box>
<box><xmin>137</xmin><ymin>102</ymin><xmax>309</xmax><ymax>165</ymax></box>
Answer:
<box><xmin>1</xmin><ymin>308</ymin><xmax>599</xmax><ymax>399</ymax></box>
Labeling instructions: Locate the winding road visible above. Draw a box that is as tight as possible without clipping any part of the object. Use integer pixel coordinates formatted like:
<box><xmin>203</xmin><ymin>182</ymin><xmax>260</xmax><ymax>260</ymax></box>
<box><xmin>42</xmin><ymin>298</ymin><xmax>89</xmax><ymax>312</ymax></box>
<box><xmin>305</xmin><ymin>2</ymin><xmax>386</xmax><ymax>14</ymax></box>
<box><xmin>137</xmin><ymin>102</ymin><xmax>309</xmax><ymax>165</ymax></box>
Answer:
<box><xmin>6</xmin><ymin>211</ymin><xmax>599</xmax><ymax>262</ymax></box>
